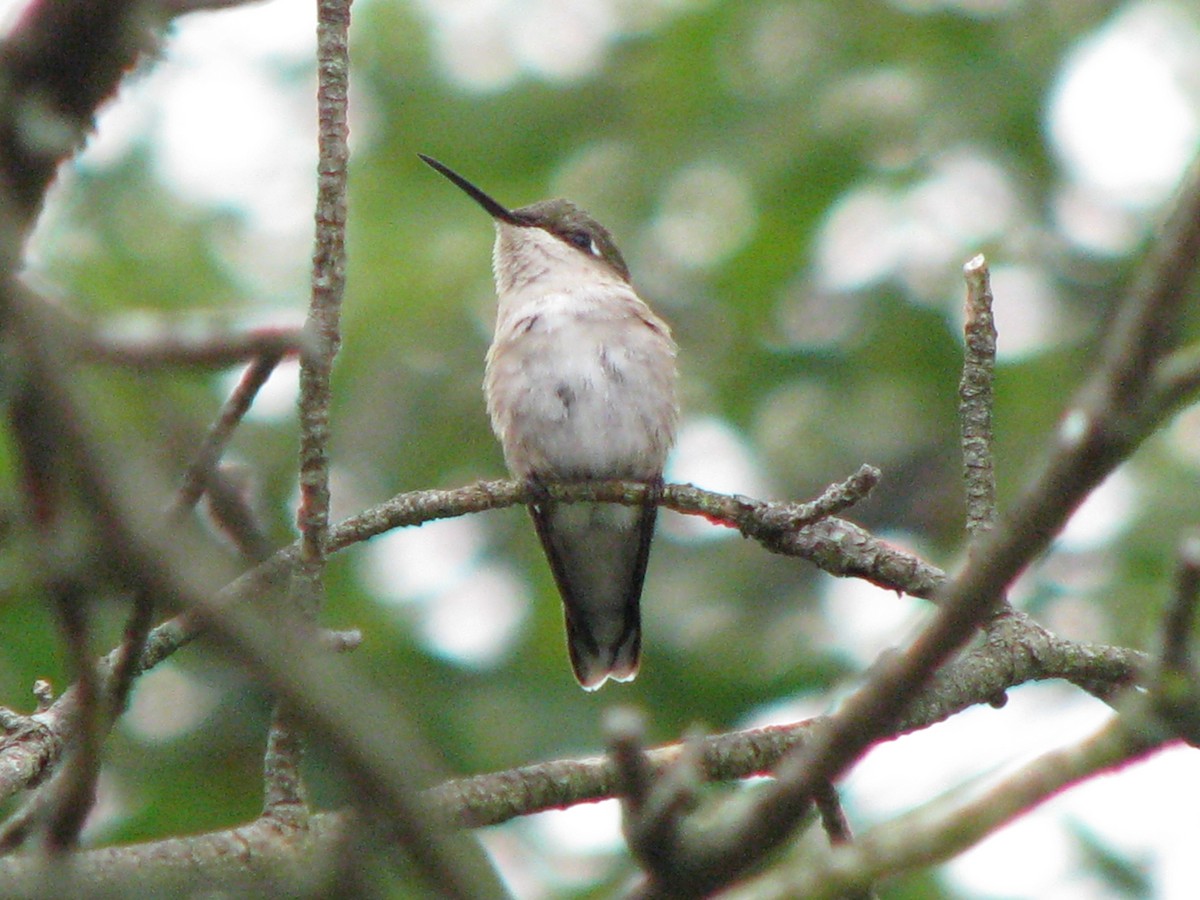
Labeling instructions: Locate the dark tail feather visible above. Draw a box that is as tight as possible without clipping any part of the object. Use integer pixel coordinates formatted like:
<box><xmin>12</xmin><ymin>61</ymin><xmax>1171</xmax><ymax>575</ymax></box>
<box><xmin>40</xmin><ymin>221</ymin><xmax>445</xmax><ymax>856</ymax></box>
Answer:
<box><xmin>531</xmin><ymin>495</ymin><xmax>657</xmax><ymax>690</ymax></box>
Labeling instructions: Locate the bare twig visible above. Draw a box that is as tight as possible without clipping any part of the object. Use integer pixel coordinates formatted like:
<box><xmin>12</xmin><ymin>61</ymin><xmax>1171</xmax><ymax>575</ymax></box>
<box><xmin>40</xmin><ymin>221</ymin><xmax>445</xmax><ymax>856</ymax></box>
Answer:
<box><xmin>757</xmin><ymin>463</ymin><xmax>880</xmax><ymax>531</ymax></box>
<box><xmin>1158</xmin><ymin>532</ymin><xmax>1200</xmax><ymax>676</ymax></box>
<box><xmin>811</xmin><ymin>783</ymin><xmax>877</xmax><ymax>900</ymax></box>
<box><xmin>203</xmin><ymin>464</ymin><xmax>275</xmax><ymax>562</ymax></box>
<box><xmin>105</xmin><ymin>588</ymin><xmax>157</xmax><ymax>720</ymax></box>
<box><xmin>262</xmin><ymin>705</ymin><xmax>309</xmax><ymax>827</ymax></box>
<box><xmin>422</xmin><ymin>604</ymin><xmax>1144</xmax><ymax>831</ymax></box>
<box><xmin>295</xmin><ymin>0</ymin><xmax>351</xmax><ymax>583</ymax></box>
<box><xmin>607</xmin><ymin>708</ymin><xmax>655</xmax><ymax>813</ymax></box>
<box><xmin>256</xmin><ymin>0</ymin><xmax>354</xmax><ymax>872</ymax></box>
<box><xmin>83</xmin><ymin>325</ymin><xmax>307</xmax><ymax>368</ymax></box>
<box><xmin>812</xmin><ymin>782</ymin><xmax>853</xmax><ymax>846</ymax></box>
<box><xmin>1150</xmin><ymin>533</ymin><xmax>1200</xmax><ymax>745</ymax></box>
<box><xmin>173</xmin><ymin>353</ymin><xmax>286</xmax><ymax>514</ymax></box>
<box><xmin>329</xmin><ymin>473</ymin><xmax>942</xmax><ymax>598</ymax></box>
<box><xmin>960</xmin><ymin>255</ymin><xmax>998</xmax><ymax>539</ymax></box>
<box><xmin>0</xmin><ymin>811</ymin><xmax>348</xmax><ymax>896</ymax></box>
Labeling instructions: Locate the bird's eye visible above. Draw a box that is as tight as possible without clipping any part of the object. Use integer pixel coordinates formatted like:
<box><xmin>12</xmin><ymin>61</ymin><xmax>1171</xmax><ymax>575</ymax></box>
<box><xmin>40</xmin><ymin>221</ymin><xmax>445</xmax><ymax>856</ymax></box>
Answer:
<box><xmin>566</xmin><ymin>230</ymin><xmax>595</xmax><ymax>254</ymax></box>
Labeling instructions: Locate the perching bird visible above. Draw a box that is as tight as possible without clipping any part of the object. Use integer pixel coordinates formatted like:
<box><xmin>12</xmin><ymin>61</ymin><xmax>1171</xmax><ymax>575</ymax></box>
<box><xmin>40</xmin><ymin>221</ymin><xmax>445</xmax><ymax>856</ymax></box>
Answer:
<box><xmin>421</xmin><ymin>155</ymin><xmax>679</xmax><ymax>689</ymax></box>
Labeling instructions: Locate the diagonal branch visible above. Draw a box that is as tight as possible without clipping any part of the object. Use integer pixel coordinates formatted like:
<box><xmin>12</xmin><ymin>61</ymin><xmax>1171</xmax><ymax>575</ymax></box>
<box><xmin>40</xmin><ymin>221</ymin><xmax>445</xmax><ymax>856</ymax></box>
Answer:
<box><xmin>623</xmin><ymin>155</ymin><xmax>1200</xmax><ymax>898</ymax></box>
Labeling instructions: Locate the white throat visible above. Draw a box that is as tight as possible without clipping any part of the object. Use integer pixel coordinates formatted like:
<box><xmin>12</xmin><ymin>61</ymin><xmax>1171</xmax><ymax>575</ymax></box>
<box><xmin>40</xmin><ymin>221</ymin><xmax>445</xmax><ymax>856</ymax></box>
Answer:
<box><xmin>491</xmin><ymin>222</ymin><xmax>624</xmax><ymax>297</ymax></box>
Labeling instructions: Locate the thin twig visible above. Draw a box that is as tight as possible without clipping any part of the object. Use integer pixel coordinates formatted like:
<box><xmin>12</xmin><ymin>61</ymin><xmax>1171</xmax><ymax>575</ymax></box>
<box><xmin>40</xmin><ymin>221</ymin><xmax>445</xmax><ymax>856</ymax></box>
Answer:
<box><xmin>960</xmin><ymin>255</ymin><xmax>998</xmax><ymax>540</ymax></box>
<box><xmin>36</xmin><ymin>600</ymin><xmax>96</xmax><ymax>851</ymax></box>
<box><xmin>173</xmin><ymin>352</ymin><xmax>285</xmax><ymax>514</ymax></box>
<box><xmin>812</xmin><ymin>782</ymin><xmax>853</xmax><ymax>846</ymax></box>
<box><xmin>1150</xmin><ymin>533</ymin><xmax>1200</xmax><ymax>745</ymax></box>
<box><xmin>624</xmin><ymin>730</ymin><xmax>706</xmax><ymax>874</ymax></box>
<box><xmin>607</xmin><ymin>708</ymin><xmax>654</xmax><ymax>814</ymax></box>
<box><xmin>262</xmin><ymin>705</ymin><xmax>309</xmax><ymax>827</ymax></box>
<box><xmin>202</xmin><ymin>464</ymin><xmax>275</xmax><ymax>562</ymax></box>
<box><xmin>328</xmin><ymin>473</ymin><xmax>941</xmax><ymax>598</ymax></box>
<box><xmin>295</xmin><ymin>0</ymin><xmax>351</xmax><ymax>581</ymax></box>
<box><xmin>159</xmin><ymin>0</ymin><xmax>271</xmax><ymax>13</ymax></box>
<box><xmin>83</xmin><ymin>325</ymin><xmax>306</xmax><ymax>368</ymax></box>
<box><xmin>258</xmin><ymin>0</ymin><xmax>354</xmax><ymax>866</ymax></box>
<box><xmin>1158</xmin><ymin>532</ymin><xmax>1200</xmax><ymax>676</ymax></box>
<box><xmin>105</xmin><ymin>588</ymin><xmax>157</xmax><ymax>720</ymax></box>
<box><xmin>811</xmin><ymin>783</ymin><xmax>878</xmax><ymax>900</ymax></box>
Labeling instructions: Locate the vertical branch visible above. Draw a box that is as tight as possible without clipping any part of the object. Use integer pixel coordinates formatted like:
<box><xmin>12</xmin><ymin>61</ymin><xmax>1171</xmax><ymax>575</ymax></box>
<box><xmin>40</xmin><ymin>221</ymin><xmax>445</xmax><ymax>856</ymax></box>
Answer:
<box><xmin>960</xmin><ymin>255</ymin><xmax>998</xmax><ymax>540</ymax></box>
<box><xmin>263</xmin><ymin>0</ymin><xmax>353</xmax><ymax>833</ymax></box>
<box><xmin>262</xmin><ymin>703</ymin><xmax>309</xmax><ymax>825</ymax></box>
<box><xmin>1153</xmin><ymin>533</ymin><xmax>1200</xmax><ymax>743</ymax></box>
<box><xmin>295</xmin><ymin>0</ymin><xmax>351</xmax><ymax>589</ymax></box>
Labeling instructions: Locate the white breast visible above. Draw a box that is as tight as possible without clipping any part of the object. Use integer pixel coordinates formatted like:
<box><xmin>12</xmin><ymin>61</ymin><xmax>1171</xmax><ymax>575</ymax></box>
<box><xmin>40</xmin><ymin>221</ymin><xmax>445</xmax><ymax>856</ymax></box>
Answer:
<box><xmin>484</xmin><ymin>283</ymin><xmax>678</xmax><ymax>481</ymax></box>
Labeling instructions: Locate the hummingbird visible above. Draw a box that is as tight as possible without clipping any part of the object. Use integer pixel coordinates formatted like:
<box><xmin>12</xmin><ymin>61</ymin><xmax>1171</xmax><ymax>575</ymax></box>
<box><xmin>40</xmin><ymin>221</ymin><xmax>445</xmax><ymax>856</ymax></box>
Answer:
<box><xmin>420</xmin><ymin>154</ymin><xmax>679</xmax><ymax>690</ymax></box>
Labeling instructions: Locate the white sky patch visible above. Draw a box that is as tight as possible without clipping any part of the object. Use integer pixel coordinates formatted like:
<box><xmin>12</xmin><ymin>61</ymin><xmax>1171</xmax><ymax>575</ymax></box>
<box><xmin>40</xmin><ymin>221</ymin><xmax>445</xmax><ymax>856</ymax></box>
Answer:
<box><xmin>509</xmin><ymin>0</ymin><xmax>617</xmax><ymax>81</ymax></box>
<box><xmin>1055</xmin><ymin>469</ymin><xmax>1137</xmax><ymax>551</ymax></box>
<box><xmin>123</xmin><ymin>663</ymin><xmax>221</xmax><ymax>742</ymax></box>
<box><xmin>1048</xmin><ymin>1</ymin><xmax>1200</xmax><ymax>209</ymax></box>
<box><xmin>414</xmin><ymin>0</ymin><xmax>619</xmax><ymax>90</ymax></box>
<box><xmin>663</xmin><ymin>416</ymin><xmax>769</xmax><ymax>541</ymax></box>
<box><xmin>820</xmin><ymin>561</ymin><xmax>928</xmax><ymax>667</ymax></box>
<box><xmin>361</xmin><ymin>517</ymin><xmax>529</xmax><ymax>668</ymax></box>
<box><xmin>1051</xmin><ymin>181</ymin><xmax>1146</xmax><ymax>257</ymax></box>
<box><xmin>484</xmin><ymin>800</ymin><xmax>625</xmax><ymax>898</ymax></box>
<box><xmin>82</xmin><ymin>0</ymin><xmax>318</xmax><ymax>234</ymax></box>
<box><xmin>415</xmin><ymin>562</ymin><xmax>527</xmax><ymax>666</ymax></box>
<box><xmin>850</xmin><ymin>687</ymin><xmax>1148</xmax><ymax>900</ymax></box>
<box><xmin>945</xmin><ymin>722</ymin><xmax>1200</xmax><ymax>898</ymax></box>
<box><xmin>527</xmin><ymin>799</ymin><xmax>624</xmax><ymax>856</ymax></box>
<box><xmin>848</xmin><ymin>684</ymin><xmax>1110</xmax><ymax>819</ymax></box>
<box><xmin>815</xmin><ymin>149</ymin><xmax>1018</xmax><ymax>302</ymax></box>
<box><xmin>363</xmin><ymin>515</ymin><xmax>486</xmax><ymax>598</ymax></box>
<box><xmin>815</xmin><ymin>185</ymin><xmax>905</xmax><ymax>291</ymax></box>
<box><xmin>899</xmin><ymin>151</ymin><xmax>1017</xmax><ymax>280</ymax></box>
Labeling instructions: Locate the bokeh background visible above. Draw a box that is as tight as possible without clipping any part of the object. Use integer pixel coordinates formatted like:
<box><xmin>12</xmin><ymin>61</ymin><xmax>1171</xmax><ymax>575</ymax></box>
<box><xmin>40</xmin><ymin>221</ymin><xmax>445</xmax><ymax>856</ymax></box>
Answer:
<box><xmin>5</xmin><ymin>0</ymin><xmax>1200</xmax><ymax>896</ymax></box>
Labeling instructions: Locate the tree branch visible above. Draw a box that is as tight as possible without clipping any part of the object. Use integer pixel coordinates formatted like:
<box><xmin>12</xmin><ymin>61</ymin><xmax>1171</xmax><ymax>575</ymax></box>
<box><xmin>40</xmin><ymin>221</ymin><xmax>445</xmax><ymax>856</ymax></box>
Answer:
<box><xmin>622</xmin><ymin>156</ymin><xmax>1200</xmax><ymax>896</ymax></box>
<box><xmin>81</xmin><ymin>323</ymin><xmax>307</xmax><ymax>368</ymax></box>
<box><xmin>726</xmin><ymin>712</ymin><xmax>1165</xmax><ymax>899</ymax></box>
<box><xmin>960</xmin><ymin>254</ymin><xmax>998</xmax><ymax>539</ymax></box>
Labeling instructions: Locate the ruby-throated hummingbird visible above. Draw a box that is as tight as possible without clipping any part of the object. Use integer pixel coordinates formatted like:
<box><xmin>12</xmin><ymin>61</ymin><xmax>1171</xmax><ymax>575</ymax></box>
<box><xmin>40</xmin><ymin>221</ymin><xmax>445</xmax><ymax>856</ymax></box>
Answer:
<box><xmin>420</xmin><ymin>154</ymin><xmax>679</xmax><ymax>690</ymax></box>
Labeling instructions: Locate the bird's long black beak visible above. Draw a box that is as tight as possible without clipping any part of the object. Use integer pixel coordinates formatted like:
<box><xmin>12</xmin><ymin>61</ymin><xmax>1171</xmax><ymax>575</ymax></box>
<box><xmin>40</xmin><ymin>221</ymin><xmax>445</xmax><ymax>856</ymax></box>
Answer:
<box><xmin>419</xmin><ymin>154</ymin><xmax>522</xmax><ymax>224</ymax></box>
